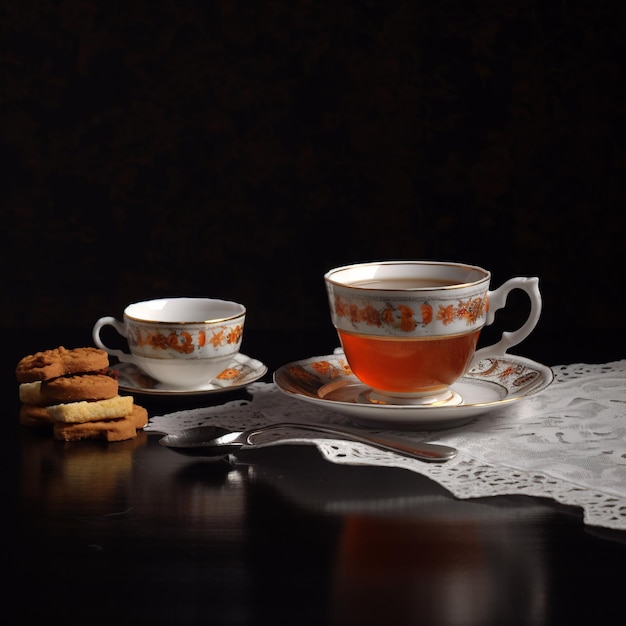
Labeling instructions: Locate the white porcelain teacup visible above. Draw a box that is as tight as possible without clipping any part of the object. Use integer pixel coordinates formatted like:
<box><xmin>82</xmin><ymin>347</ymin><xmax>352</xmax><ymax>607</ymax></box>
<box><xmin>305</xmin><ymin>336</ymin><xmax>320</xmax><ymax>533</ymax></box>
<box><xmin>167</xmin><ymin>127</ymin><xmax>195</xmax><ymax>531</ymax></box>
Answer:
<box><xmin>324</xmin><ymin>261</ymin><xmax>542</xmax><ymax>405</ymax></box>
<box><xmin>92</xmin><ymin>297</ymin><xmax>246</xmax><ymax>388</ymax></box>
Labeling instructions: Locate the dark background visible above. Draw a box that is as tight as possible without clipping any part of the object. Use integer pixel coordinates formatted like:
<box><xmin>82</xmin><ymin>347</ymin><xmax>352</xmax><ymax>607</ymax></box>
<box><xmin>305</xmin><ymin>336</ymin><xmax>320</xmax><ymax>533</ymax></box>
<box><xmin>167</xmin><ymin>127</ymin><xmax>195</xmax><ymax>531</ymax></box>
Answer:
<box><xmin>2</xmin><ymin>1</ymin><xmax>624</xmax><ymax>361</ymax></box>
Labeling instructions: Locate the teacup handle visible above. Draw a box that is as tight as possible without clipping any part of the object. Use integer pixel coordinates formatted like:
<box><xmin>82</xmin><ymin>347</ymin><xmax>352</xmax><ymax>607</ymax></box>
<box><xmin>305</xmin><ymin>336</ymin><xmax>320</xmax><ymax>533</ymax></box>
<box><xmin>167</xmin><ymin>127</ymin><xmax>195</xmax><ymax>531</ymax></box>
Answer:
<box><xmin>92</xmin><ymin>316</ymin><xmax>136</xmax><ymax>363</ymax></box>
<box><xmin>470</xmin><ymin>277</ymin><xmax>542</xmax><ymax>366</ymax></box>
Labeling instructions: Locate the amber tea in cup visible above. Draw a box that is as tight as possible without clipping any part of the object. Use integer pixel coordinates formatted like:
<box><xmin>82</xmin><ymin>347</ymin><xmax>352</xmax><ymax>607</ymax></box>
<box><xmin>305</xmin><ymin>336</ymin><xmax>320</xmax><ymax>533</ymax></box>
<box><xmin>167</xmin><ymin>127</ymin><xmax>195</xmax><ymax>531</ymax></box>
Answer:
<box><xmin>324</xmin><ymin>261</ymin><xmax>541</xmax><ymax>405</ymax></box>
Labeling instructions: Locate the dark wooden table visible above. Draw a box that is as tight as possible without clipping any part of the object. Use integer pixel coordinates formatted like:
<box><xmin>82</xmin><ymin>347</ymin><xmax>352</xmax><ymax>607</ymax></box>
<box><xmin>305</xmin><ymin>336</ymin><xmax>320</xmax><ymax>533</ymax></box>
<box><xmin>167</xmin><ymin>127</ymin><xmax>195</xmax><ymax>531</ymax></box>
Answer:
<box><xmin>12</xmin><ymin>325</ymin><xmax>626</xmax><ymax>625</ymax></box>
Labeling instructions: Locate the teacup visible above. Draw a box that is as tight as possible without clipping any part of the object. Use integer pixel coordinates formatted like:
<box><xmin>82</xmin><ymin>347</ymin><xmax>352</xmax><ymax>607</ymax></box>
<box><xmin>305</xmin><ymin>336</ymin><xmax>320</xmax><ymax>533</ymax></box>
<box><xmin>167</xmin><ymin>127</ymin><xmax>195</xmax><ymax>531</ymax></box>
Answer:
<box><xmin>92</xmin><ymin>297</ymin><xmax>246</xmax><ymax>388</ymax></box>
<box><xmin>324</xmin><ymin>261</ymin><xmax>541</xmax><ymax>405</ymax></box>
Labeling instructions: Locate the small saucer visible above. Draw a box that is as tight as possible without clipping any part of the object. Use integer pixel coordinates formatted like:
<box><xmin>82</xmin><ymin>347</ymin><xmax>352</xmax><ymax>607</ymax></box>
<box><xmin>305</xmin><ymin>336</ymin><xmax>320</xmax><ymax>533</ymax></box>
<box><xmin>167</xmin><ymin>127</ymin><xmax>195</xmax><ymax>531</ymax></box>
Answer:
<box><xmin>273</xmin><ymin>353</ymin><xmax>554</xmax><ymax>430</ymax></box>
<box><xmin>113</xmin><ymin>353</ymin><xmax>268</xmax><ymax>396</ymax></box>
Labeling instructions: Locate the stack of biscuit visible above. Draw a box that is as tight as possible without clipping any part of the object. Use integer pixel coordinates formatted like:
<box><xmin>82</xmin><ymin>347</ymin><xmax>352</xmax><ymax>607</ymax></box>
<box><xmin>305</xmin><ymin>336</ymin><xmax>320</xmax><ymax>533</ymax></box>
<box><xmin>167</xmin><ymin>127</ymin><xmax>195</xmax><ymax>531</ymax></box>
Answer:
<box><xmin>16</xmin><ymin>346</ymin><xmax>148</xmax><ymax>442</ymax></box>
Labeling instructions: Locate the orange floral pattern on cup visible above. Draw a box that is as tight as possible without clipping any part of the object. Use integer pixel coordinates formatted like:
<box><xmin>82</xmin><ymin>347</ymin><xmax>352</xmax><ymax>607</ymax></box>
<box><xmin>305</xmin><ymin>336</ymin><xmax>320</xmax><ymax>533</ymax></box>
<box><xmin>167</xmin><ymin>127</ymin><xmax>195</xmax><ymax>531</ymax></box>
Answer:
<box><xmin>333</xmin><ymin>296</ymin><xmax>487</xmax><ymax>331</ymax></box>
<box><xmin>129</xmin><ymin>325</ymin><xmax>243</xmax><ymax>354</ymax></box>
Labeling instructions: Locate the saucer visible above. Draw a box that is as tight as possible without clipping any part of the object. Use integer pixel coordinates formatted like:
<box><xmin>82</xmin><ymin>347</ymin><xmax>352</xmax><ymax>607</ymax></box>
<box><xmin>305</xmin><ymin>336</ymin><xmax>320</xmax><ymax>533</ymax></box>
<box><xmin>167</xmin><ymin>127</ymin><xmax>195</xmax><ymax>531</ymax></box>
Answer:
<box><xmin>113</xmin><ymin>353</ymin><xmax>268</xmax><ymax>396</ymax></box>
<box><xmin>273</xmin><ymin>353</ymin><xmax>554</xmax><ymax>430</ymax></box>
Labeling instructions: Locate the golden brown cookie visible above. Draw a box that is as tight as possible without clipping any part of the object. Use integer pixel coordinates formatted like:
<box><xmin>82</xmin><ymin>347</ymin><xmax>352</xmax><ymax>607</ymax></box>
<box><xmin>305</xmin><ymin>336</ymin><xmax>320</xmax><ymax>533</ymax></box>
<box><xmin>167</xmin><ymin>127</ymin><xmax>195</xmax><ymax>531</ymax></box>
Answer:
<box><xmin>40</xmin><ymin>373</ymin><xmax>118</xmax><ymax>403</ymax></box>
<box><xmin>128</xmin><ymin>404</ymin><xmax>148</xmax><ymax>429</ymax></box>
<box><xmin>19</xmin><ymin>404</ymin><xmax>55</xmax><ymax>428</ymax></box>
<box><xmin>16</xmin><ymin>346</ymin><xmax>109</xmax><ymax>383</ymax></box>
<box><xmin>53</xmin><ymin>416</ymin><xmax>138</xmax><ymax>442</ymax></box>
<box><xmin>47</xmin><ymin>395</ymin><xmax>134</xmax><ymax>424</ymax></box>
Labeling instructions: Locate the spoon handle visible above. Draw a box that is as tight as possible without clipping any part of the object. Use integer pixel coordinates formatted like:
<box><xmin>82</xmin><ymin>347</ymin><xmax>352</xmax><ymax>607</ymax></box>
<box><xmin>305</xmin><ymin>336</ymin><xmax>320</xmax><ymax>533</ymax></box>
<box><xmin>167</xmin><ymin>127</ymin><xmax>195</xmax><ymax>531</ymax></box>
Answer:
<box><xmin>246</xmin><ymin>423</ymin><xmax>457</xmax><ymax>462</ymax></box>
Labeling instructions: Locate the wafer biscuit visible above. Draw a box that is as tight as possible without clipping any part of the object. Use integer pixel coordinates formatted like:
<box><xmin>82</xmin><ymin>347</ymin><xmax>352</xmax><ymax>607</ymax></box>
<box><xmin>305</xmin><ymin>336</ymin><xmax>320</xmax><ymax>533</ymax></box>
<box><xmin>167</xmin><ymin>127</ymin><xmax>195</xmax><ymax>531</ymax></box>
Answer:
<box><xmin>19</xmin><ymin>381</ymin><xmax>47</xmax><ymax>406</ymax></box>
<box><xmin>47</xmin><ymin>395</ymin><xmax>134</xmax><ymax>424</ymax></box>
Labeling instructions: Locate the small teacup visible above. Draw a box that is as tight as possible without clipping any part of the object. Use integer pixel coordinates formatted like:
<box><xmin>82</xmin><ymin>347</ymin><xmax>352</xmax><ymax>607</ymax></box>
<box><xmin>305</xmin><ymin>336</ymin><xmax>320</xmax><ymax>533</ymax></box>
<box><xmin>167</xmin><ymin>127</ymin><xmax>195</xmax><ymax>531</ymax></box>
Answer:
<box><xmin>324</xmin><ymin>261</ymin><xmax>542</xmax><ymax>405</ymax></box>
<box><xmin>92</xmin><ymin>297</ymin><xmax>246</xmax><ymax>388</ymax></box>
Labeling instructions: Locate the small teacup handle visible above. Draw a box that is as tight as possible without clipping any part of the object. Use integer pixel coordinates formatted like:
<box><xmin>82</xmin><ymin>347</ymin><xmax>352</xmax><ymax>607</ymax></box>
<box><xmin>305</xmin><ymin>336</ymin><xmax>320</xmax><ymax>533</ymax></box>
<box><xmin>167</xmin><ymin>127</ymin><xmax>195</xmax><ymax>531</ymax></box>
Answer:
<box><xmin>92</xmin><ymin>316</ymin><xmax>136</xmax><ymax>363</ymax></box>
<box><xmin>470</xmin><ymin>277</ymin><xmax>542</xmax><ymax>367</ymax></box>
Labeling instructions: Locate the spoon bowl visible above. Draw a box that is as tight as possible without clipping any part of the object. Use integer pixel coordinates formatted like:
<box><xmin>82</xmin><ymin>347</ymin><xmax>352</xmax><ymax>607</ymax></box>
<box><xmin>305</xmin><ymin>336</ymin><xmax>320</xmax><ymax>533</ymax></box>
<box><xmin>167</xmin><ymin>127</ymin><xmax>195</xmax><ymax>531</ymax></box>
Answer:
<box><xmin>160</xmin><ymin>425</ymin><xmax>246</xmax><ymax>458</ymax></box>
<box><xmin>159</xmin><ymin>422</ymin><xmax>457</xmax><ymax>463</ymax></box>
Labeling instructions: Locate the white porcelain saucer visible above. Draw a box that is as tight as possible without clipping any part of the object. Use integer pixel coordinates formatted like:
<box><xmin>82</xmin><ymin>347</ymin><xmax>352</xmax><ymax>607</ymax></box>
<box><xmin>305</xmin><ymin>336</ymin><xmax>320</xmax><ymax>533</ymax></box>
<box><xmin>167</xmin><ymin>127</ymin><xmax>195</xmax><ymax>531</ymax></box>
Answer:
<box><xmin>113</xmin><ymin>353</ymin><xmax>268</xmax><ymax>396</ymax></box>
<box><xmin>273</xmin><ymin>353</ymin><xmax>554</xmax><ymax>430</ymax></box>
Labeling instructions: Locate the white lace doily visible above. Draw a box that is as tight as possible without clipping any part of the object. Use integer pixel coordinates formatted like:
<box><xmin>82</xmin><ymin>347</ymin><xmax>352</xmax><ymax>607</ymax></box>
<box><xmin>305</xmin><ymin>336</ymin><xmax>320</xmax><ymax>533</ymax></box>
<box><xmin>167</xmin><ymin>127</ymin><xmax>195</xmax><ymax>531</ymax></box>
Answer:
<box><xmin>146</xmin><ymin>360</ymin><xmax>626</xmax><ymax>531</ymax></box>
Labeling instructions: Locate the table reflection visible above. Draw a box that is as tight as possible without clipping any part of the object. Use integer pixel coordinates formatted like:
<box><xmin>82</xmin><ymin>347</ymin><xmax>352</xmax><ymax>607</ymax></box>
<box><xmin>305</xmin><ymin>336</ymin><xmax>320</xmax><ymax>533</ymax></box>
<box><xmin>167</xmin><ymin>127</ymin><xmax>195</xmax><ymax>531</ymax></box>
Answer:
<box><xmin>20</xmin><ymin>432</ymin><xmax>562</xmax><ymax>626</ymax></box>
<box><xmin>21</xmin><ymin>429</ymin><xmax>147</xmax><ymax>518</ymax></box>
<box><xmin>240</xmin><ymin>446</ymin><xmax>553</xmax><ymax>626</ymax></box>
<box><xmin>331</xmin><ymin>514</ymin><xmax>548</xmax><ymax>626</ymax></box>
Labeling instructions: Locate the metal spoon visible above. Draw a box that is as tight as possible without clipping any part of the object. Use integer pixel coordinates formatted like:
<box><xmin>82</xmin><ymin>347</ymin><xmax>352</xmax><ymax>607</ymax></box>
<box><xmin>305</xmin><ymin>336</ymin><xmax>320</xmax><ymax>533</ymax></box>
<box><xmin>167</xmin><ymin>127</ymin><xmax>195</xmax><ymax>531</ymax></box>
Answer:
<box><xmin>159</xmin><ymin>422</ymin><xmax>457</xmax><ymax>462</ymax></box>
